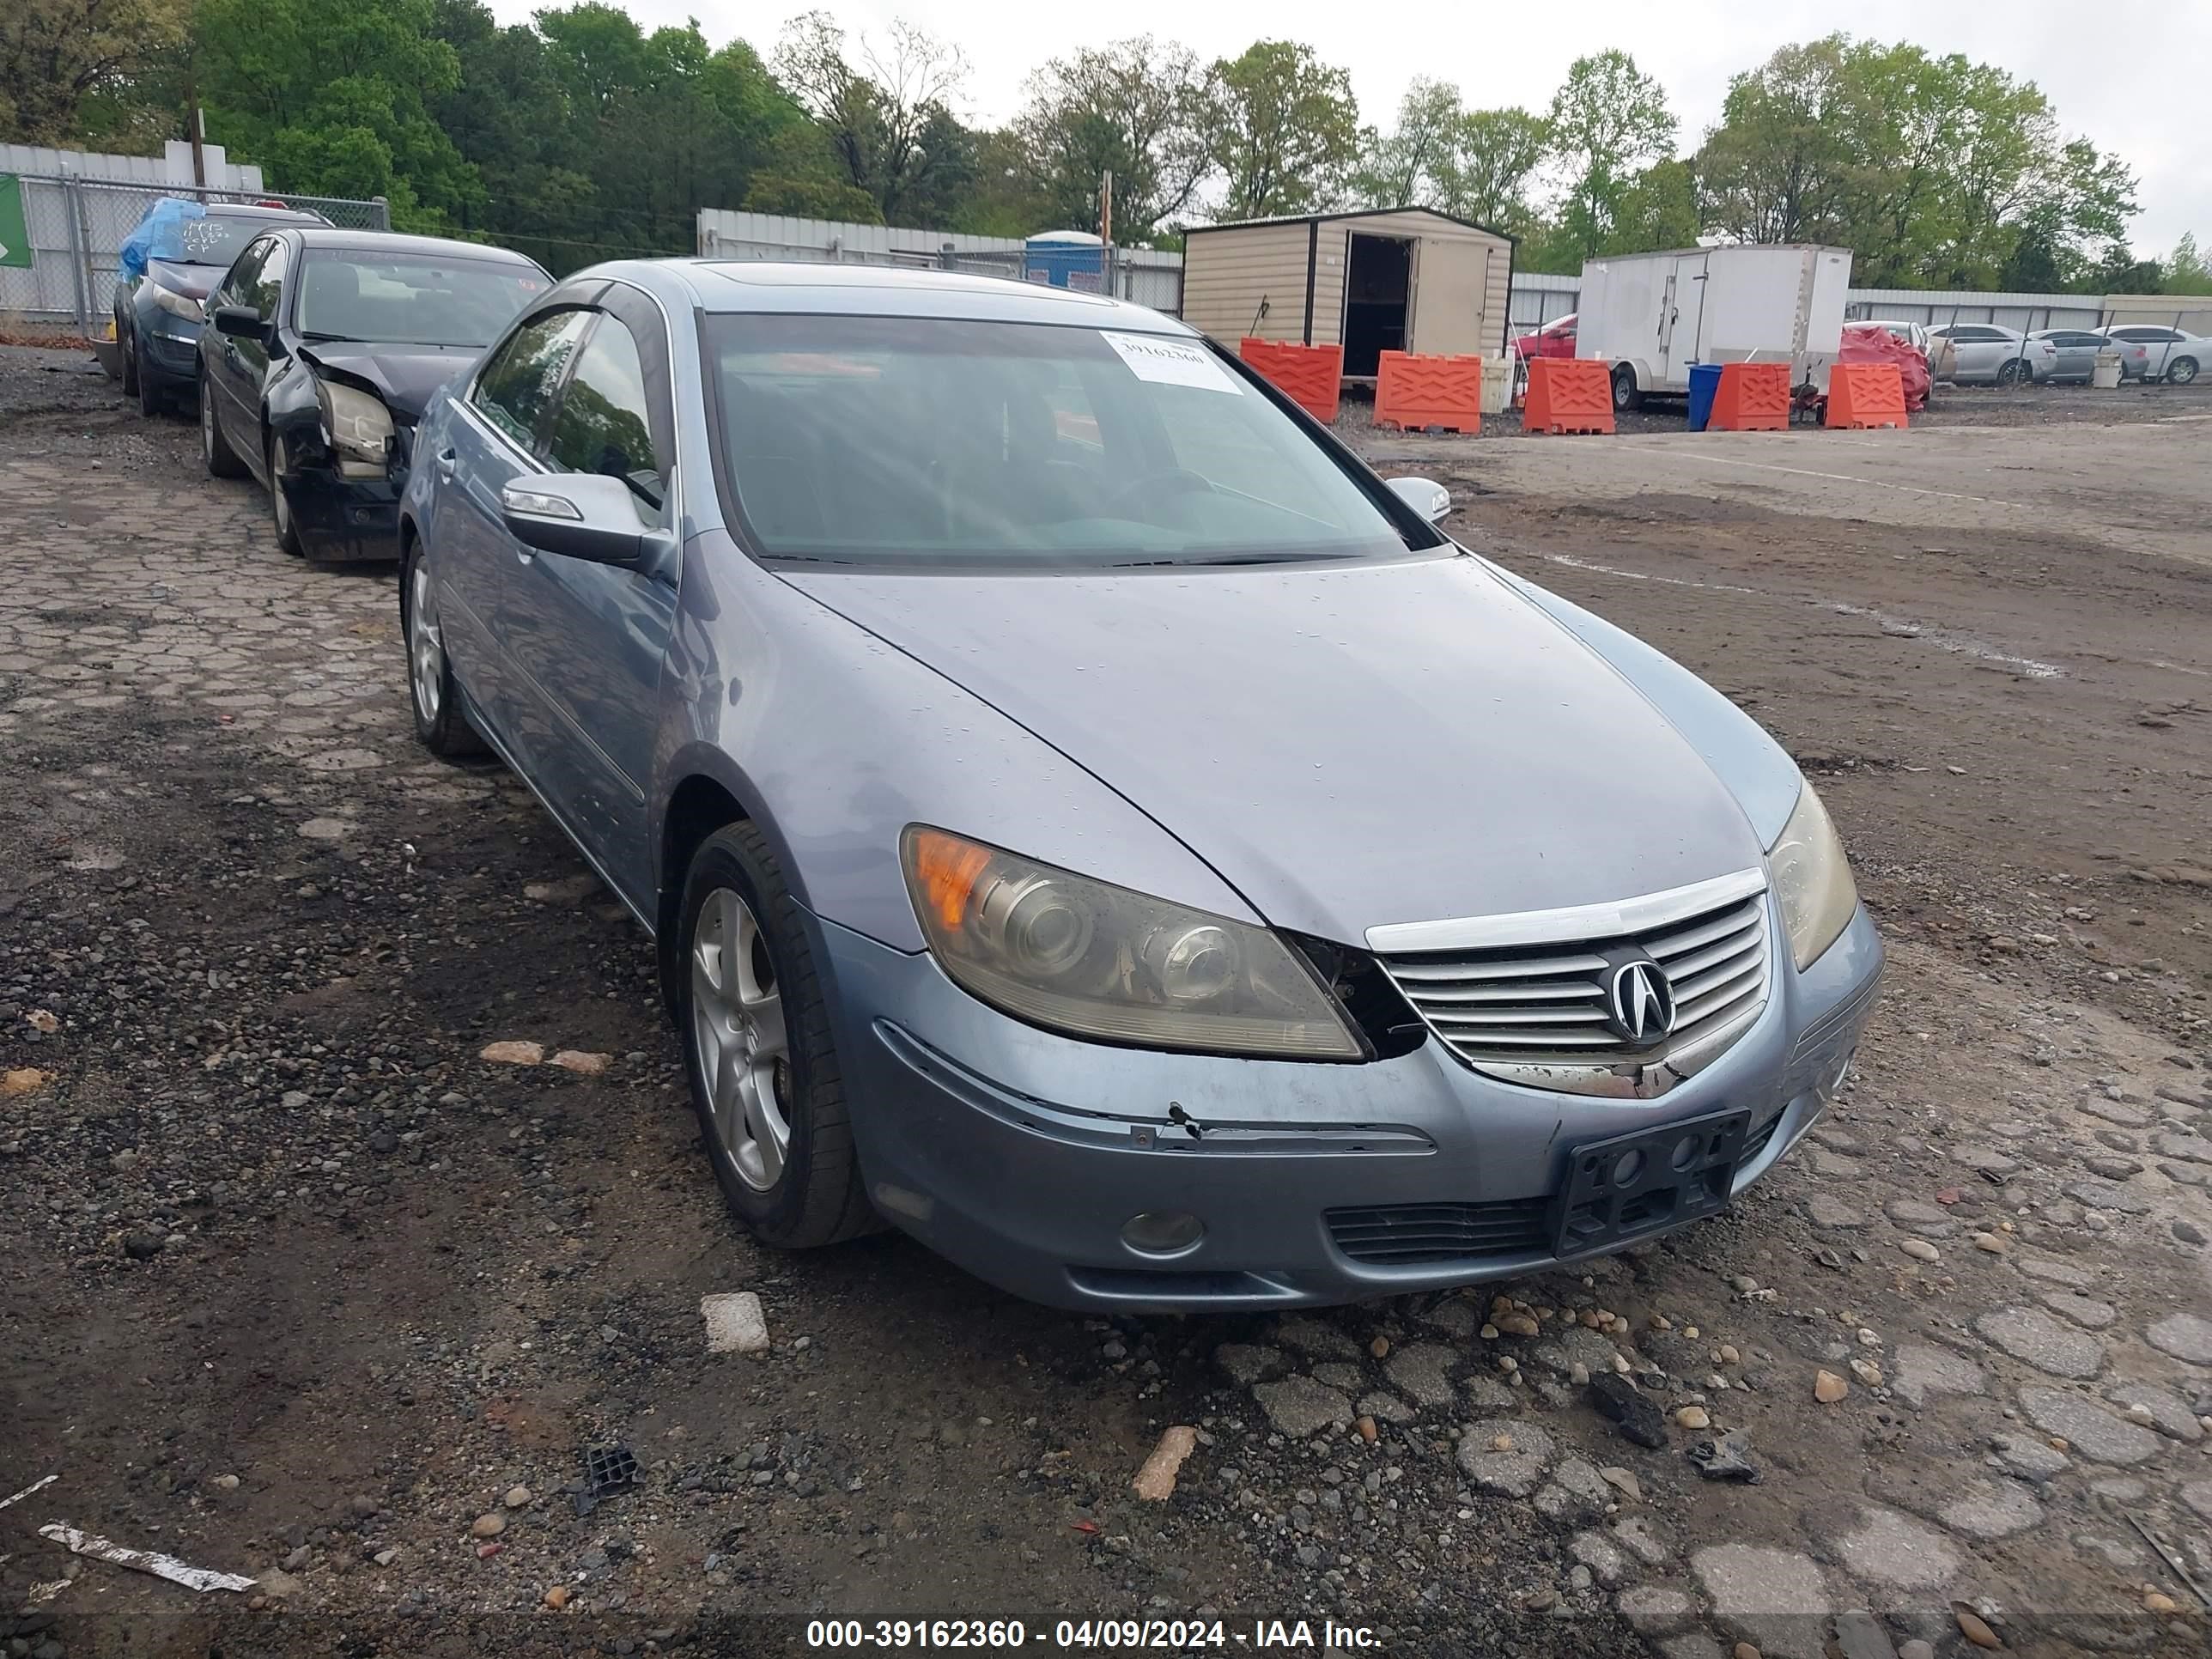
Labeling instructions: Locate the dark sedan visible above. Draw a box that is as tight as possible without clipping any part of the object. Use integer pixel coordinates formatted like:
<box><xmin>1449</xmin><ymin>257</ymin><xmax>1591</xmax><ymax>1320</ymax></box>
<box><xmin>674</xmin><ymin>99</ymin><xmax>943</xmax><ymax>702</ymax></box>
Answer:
<box><xmin>198</xmin><ymin>227</ymin><xmax>549</xmax><ymax>560</ymax></box>
<box><xmin>113</xmin><ymin>199</ymin><xmax>324</xmax><ymax>416</ymax></box>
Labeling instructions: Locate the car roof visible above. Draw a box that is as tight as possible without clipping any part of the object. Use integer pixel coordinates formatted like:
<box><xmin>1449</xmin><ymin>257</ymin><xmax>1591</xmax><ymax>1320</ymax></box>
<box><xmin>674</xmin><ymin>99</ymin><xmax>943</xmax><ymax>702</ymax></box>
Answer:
<box><xmin>601</xmin><ymin>259</ymin><xmax>1199</xmax><ymax>335</ymax></box>
<box><xmin>198</xmin><ymin>202</ymin><xmax>322</xmax><ymax>222</ymax></box>
<box><xmin>289</xmin><ymin>227</ymin><xmax>544</xmax><ymax>267</ymax></box>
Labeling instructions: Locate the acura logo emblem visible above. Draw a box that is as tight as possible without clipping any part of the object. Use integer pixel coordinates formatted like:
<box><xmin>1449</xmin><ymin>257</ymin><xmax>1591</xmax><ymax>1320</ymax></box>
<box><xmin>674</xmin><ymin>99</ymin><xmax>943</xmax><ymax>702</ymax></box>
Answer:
<box><xmin>1606</xmin><ymin>958</ymin><xmax>1677</xmax><ymax>1044</ymax></box>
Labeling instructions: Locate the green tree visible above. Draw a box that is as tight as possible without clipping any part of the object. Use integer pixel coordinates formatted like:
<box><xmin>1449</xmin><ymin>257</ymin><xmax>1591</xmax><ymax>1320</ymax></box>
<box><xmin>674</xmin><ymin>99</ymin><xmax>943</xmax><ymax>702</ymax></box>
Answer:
<box><xmin>773</xmin><ymin>10</ymin><xmax>973</xmax><ymax>226</ymax></box>
<box><xmin>1349</xmin><ymin>77</ymin><xmax>1462</xmax><ymax>209</ymax></box>
<box><xmin>1696</xmin><ymin>36</ymin><xmax>2140</xmax><ymax>290</ymax></box>
<box><xmin>1546</xmin><ymin>51</ymin><xmax>1677</xmax><ymax>261</ymax></box>
<box><xmin>0</xmin><ymin>0</ymin><xmax>187</xmax><ymax>145</ymax></box>
<box><xmin>1200</xmin><ymin>40</ymin><xmax>1359</xmax><ymax>221</ymax></box>
<box><xmin>1012</xmin><ymin>37</ymin><xmax>1207</xmax><ymax>238</ymax></box>
<box><xmin>1437</xmin><ymin>108</ymin><xmax>1549</xmax><ymax>234</ymax></box>
<box><xmin>2166</xmin><ymin>234</ymin><xmax>2211</xmax><ymax>294</ymax></box>
<box><xmin>194</xmin><ymin>0</ymin><xmax>481</xmax><ymax>228</ymax></box>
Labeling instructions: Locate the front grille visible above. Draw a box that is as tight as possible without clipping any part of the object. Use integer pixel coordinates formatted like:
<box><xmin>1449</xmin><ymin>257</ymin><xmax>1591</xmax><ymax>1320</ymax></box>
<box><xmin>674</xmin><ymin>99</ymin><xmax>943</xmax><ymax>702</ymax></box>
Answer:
<box><xmin>1327</xmin><ymin>1199</ymin><xmax>1550</xmax><ymax>1265</ymax></box>
<box><xmin>1377</xmin><ymin>884</ymin><xmax>1770</xmax><ymax>1095</ymax></box>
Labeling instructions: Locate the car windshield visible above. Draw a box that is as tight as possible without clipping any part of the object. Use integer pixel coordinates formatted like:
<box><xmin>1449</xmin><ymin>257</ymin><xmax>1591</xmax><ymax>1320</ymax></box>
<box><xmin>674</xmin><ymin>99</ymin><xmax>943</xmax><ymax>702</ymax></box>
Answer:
<box><xmin>296</xmin><ymin>252</ymin><xmax>546</xmax><ymax>349</ymax></box>
<box><xmin>705</xmin><ymin>313</ymin><xmax>1419</xmax><ymax>568</ymax></box>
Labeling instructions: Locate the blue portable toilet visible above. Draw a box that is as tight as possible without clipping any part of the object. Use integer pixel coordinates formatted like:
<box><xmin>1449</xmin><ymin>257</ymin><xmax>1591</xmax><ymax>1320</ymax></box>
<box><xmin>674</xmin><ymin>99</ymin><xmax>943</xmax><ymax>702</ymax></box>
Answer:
<box><xmin>1025</xmin><ymin>230</ymin><xmax>1105</xmax><ymax>291</ymax></box>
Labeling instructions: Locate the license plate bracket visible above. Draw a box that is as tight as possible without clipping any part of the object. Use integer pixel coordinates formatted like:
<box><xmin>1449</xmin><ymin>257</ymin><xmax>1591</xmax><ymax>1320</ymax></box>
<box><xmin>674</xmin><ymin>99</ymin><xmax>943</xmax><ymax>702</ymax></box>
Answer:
<box><xmin>1553</xmin><ymin>1109</ymin><xmax>1749</xmax><ymax>1257</ymax></box>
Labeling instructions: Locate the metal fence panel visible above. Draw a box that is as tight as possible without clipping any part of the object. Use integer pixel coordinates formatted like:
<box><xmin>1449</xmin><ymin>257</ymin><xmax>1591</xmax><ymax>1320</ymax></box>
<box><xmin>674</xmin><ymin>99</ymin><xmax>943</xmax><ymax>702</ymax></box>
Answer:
<box><xmin>0</xmin><ymin>173</ymin><xmax>389</xmax><ymax>332</ymax></box>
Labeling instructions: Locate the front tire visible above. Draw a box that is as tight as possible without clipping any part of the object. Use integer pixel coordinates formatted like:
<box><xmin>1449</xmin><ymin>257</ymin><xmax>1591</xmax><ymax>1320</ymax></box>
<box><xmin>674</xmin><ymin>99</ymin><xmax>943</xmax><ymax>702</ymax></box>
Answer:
<box><xmin>680</xmin><ymin>822</ymin><xmax>876</xmax><ymax>1249</ymax></box>
<box><xmin>1610</xmin><ymin>364</ymin><xmax>1642</xmax><ymax>412</ymax></box>
<box><xmin>269</xmin><ymin>434</ymin><xmax>303</xmax><ymax>557</ymax></box>
<box><xmin>201</xmin><ymin>371</ymin><xmax>246</xmax><ymax>478</ymax></box>
<box><xmin>2168</xmin><ymin>356</ymin><xmax>2198</xmax><ymax>386</ymax></box>
<box><xmin>399</xmin><ymin>538</ymin><xmax>486</xmax><ymax>757</ymax></box>
<box><xmin>118</xmin><ymin>319</ymin><xmax>140</xmax><ymax>397</ymax></box>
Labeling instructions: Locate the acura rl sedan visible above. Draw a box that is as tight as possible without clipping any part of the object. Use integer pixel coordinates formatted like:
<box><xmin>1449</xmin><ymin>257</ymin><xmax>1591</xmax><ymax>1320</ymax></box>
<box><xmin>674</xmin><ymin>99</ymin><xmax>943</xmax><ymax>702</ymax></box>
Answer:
<box><xmin>397</xmin><ymin>262</ymin><xmax>1883</xmax><ymax>1311</ymax></box>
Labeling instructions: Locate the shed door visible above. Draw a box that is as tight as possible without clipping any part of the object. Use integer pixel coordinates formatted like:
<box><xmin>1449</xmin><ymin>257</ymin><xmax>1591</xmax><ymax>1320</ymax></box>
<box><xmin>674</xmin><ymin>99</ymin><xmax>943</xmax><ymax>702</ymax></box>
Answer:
<box><xmin>1406</xmin><ymin>238</ymin><xmax>1492</xmax><ymax>356</ymax></box>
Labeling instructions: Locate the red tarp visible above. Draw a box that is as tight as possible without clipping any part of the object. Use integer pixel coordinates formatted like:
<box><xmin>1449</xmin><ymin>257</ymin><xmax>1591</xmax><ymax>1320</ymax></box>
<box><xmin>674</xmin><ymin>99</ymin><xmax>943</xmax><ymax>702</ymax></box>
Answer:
<box><xmin>1838</xmin><ymin>323</ymin><xmax>1929</xmax><ymax>411</ymax></box>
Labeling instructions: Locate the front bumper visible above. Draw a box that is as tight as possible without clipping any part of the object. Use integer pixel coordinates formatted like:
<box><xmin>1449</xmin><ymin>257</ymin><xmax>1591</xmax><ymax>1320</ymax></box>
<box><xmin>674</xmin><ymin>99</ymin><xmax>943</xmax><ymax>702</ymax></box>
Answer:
<box><xmin>275</xmin><ymin>461</ymin><xmax>406</xmax><ymax>562</ymax></box>
<box><xmin>814</xmin><ymin>902</ymin><xmax>1884</xmax><ymax>1311</ymax></box>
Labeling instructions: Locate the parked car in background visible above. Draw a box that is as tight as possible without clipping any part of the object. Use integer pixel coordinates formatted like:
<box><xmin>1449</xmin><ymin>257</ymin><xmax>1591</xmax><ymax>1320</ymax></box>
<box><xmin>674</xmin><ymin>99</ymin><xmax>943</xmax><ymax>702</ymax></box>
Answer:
<box><xmin>1864</xmin><ymin>319</ymin><xmax>1952</xmax><ymax>381</ymax></box>
<box><xmin>198</xmin><ymin>228</ymin><xmax>548</xmax><ymax>560</ymax></box>
<box><xmin>1512</xmin><ymin>313</ymin><xmax>1577</xmax><ymax>360</ymax></box>
<box><xmin>1926</xmin><ymin>324</ymin><xmax>2055</xmax><ymax>386</ymax></box>
<box><xmin>2095</xmin><ymin>325</ymin><xmax>2207</xmax><ymax>385</ymax></box>
<box><xmin>396</xmin><ymin>260</ymin><xmax>1883</xmax><ymax>1312</ymax></box>
<box><xmin>2030</xmin><ymin>328</ymin><xmax>2146</xmax><ymax>383</ymax></box>
<box><xmin>112</xmin><ymin>199</ymin><xmax>325</xmax><ymax>416</ymax></box>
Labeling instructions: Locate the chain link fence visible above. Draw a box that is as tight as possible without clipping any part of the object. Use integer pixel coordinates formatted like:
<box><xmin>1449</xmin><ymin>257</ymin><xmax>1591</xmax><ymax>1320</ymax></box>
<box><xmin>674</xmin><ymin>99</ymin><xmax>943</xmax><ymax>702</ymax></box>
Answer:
<box><xmin>0</xmin><ymin>173</ymin><xmax>390</xmax><ymax>336</ymax></box>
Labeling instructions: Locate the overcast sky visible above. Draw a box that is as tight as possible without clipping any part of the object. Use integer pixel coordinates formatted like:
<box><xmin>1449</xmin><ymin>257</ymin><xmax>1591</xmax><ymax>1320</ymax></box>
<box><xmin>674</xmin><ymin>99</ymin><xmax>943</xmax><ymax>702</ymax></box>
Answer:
<box><xmin>489</xmin><ymin>1</ymin><xmax>2205</xmax><ymax>256</ymax></box>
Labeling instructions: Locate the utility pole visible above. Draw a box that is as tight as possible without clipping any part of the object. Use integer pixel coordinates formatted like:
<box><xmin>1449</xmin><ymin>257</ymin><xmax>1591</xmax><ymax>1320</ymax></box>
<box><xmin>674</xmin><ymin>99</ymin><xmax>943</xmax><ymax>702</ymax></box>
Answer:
<box><xmin>1099</xmin><ymin>169</ymin><xmax>1113</xmax><ymax>296</ymax></box>
<box><xmin>185</xmin><ymin>51</ymin><xmax>207</xmax><ymax>188</ymax></box>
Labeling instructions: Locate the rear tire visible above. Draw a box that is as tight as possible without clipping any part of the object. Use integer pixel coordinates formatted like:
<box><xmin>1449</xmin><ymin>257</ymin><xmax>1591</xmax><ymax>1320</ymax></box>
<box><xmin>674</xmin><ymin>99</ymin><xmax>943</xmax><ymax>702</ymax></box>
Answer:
<box><xmin>1610</xmin><ymin>364</ymin><xmax>1643</xmax><ymax>412</ymax></box>
<box><xmin>679</xmin><ymin>821</ymin><xmax>878</xmax><ymax>1249</ymax></box>
<box><xmin>1996</xmin><ymin>360</ymin><xmax>2024</xmax><ymax>386</ymax></box>
<box><xmin>2168</xmin><ymin>357</ymin><xmax>2198</xmax><ymax>386</ymax></box>
<box><xmin>399</xmin><ymin>537</ymin><xmax>487</xmax><ymax>758</ymax></box>
<box><xmin>201</xmin><ymin>370</ymin><xmax>246</xmax><ymax>478</ymax></box>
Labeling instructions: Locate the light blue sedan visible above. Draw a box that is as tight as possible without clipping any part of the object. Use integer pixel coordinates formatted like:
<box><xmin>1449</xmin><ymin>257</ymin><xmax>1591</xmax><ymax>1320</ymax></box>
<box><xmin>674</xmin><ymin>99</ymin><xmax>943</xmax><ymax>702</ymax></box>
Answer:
<box><xmin>397</xmin><ymin>261</ymin><xmax>1882</xmax><ymax>1311</ymax></box>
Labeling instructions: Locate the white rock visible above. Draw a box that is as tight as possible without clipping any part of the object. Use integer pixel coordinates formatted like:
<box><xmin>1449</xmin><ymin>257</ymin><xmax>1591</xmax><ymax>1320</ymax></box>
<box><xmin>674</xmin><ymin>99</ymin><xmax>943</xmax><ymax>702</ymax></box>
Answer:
<box><xmin>701</xmin><ymin>1291</ymin><xmax>770</xmax><ymax>1354</ymax></box>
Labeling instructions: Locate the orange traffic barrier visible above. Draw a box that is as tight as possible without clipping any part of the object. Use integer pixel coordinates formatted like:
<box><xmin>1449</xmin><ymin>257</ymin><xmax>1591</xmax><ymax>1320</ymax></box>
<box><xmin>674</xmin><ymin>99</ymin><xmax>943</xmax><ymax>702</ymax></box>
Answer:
<box><xmin>1239</xmin><ymin>338</ymin><xmax>1344</xmax><ymax>422</ymax></box>
<box><xmin>1522</xmin><ymin>359</ymin><xmax>1614</xmax><ymax>435</ymax></box>
<box><xmin>1825</xmin><ymin>362</ymin><xmax>1908</xmax><ymax>430</ymax></box>
<box><xmin>1373</xmin><ymin>350</ymin><xmax>1482</xmax><ymax>434</ymax></box>
<box><xmin>1710</xmin><ymin>362</ymin><xmax>1791</xmax><ymax>431</ymax></box>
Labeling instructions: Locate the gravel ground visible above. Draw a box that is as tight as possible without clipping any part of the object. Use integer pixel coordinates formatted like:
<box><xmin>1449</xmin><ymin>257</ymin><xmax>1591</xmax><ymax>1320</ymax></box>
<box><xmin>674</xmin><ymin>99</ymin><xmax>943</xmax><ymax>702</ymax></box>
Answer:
<box><xmin>3</xmin><ymin>346</ymin><xmax>2209</xmax><ymax>1659</ymax></box>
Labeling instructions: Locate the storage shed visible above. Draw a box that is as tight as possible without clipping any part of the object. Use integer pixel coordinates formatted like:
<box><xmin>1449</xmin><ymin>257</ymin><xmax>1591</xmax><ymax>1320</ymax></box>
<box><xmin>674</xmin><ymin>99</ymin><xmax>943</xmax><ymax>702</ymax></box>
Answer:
<box><xmin>1181</xmin><ymin>207</ymin><xmax>1516</xmax><ymax>376</ymax></box>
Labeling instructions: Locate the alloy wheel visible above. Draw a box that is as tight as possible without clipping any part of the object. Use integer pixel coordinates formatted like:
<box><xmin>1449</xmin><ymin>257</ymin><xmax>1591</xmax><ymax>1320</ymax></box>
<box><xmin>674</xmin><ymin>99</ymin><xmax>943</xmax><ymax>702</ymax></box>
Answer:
<box><xmin>407</xmin><ymin>556</ymin><xmax>444</xmax><ymax>723</ymax></box>
<box><xmin>690</xmin><ymin>885</ymin><xmax>792</xmax><ymax>1193</ymax></box>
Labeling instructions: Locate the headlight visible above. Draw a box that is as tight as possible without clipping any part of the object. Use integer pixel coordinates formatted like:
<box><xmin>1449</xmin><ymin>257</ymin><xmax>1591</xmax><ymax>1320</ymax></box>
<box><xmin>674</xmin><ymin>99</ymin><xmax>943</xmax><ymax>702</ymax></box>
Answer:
<box><xmin>149</xmin><ymin>284</ymin><xmax>204</xmax><ymax>324</ymax></box>
<box><xmin>1768</xmin><ymin>781</ymin><xmax>1858</xmax><ymax>970</ymax></box>
<box><xmin>318</xmin><ymin>380</ymin><xmax>394</xmax><ymax>480</ymax></box>
<box><xmin>902</xmin><ymin>827</ymin><xmax>1363</xmax><ymax>1060</ymax></box>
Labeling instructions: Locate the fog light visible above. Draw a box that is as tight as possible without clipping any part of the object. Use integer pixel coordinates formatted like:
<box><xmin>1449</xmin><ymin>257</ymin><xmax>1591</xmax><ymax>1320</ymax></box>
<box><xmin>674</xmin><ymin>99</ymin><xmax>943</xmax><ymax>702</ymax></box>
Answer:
<box><xmin>1121</xmin><ymin>1211</ymin><xmax>1204</xmax><ymax>1255</ymax></box>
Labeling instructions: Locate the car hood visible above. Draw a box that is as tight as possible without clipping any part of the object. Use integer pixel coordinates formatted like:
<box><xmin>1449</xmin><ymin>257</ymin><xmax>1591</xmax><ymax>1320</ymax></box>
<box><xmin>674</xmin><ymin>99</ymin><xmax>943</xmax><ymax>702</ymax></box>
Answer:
<box><xmin>145</xmin><ymin>259</ymin><xmax>223</xmax><ymax>301</ymax></box>
<box><xmin>782</xmin><ymin>554</ymin><xmax>1771</xmax><ymax>945</ymax></box>
<box><xmin>297</xmin><ymin>342</ymin><xmax>480</xmax><ymax>422</ymax></box>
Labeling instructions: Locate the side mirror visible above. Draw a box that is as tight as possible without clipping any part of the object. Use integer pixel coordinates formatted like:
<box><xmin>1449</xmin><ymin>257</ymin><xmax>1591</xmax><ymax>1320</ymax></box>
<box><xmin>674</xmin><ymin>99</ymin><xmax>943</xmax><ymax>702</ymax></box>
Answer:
<box><xmin>501</xmin><ymin>473</ymin><xmax>649</xmax><ymax>567</ymax></box>
<box><xmin>1386</xmin><ymin>476</ymin><xmax>1452</xmax><ymax>525</ymax></box>
<box><xmin>212</xmin><ymin>304</ymin><xmax>265</xmax><ymax>343</ymax></box>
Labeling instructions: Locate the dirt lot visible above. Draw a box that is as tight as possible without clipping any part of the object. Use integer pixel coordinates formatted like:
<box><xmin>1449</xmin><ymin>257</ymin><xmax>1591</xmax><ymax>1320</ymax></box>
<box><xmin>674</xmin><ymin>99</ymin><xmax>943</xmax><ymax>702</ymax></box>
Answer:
<box><xmin>2</xmin><ymin>349</ymin><xmax>2209</xmax><ymax>1659</ymax></box>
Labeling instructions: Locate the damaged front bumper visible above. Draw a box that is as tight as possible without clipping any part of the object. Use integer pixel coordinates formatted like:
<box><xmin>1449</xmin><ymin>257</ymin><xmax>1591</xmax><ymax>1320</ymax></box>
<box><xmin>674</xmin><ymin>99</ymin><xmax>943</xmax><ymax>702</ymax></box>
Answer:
<box><xmin>811</xmin><ymin>902</ymin><xmax>1884</xmax><ymax>1312</ymax></box>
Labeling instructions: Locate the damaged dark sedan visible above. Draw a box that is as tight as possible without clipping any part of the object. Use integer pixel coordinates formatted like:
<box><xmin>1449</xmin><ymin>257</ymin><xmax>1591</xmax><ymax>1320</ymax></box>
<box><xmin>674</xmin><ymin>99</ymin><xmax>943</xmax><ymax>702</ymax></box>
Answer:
<box><xmin>198</xmin><ymin>228</ymin><xmax>549</xmax><ymax>560</ymax></box>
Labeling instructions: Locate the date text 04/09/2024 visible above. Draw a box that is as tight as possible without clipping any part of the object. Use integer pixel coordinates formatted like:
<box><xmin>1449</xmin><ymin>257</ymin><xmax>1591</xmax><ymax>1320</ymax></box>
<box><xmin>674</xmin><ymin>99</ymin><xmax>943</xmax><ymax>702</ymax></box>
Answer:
<box><xmin>804</xmin><ymin>1620</ymin><xmax>1383</xmax><ymax>1650</ymax></box>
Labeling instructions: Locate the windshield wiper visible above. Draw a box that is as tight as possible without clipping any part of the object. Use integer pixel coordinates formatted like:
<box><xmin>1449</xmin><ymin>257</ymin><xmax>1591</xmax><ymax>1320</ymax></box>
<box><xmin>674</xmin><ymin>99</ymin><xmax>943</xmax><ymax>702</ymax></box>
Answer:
<box><xmin>298</xmin><ymin>331</ymin><xmax>363</xmax><ymax>343</ymax></box>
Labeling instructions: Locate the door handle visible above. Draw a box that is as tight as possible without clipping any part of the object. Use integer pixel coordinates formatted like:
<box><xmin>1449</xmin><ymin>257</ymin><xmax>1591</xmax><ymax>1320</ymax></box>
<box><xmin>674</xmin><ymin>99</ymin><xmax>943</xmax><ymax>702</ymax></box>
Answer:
<box><xmin>435</xmin><ymin>448</ymin><xmax>457</xmax><ymax>479</ymax></box>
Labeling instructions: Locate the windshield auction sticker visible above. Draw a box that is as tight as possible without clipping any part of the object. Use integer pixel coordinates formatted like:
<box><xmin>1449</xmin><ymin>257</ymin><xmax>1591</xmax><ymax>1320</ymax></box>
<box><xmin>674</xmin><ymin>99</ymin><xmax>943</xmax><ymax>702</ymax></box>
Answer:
<box><xmin>1101</xmin><ymin>331</ymin><xmax>1244</xmax><ymax>395</ymax></box>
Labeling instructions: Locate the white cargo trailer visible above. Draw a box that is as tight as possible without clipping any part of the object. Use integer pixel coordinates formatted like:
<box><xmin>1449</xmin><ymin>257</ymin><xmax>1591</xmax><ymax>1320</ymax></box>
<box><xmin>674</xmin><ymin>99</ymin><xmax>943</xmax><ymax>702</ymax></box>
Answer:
<box><xmin>1577</xmin><ymin>244</ymin><xmax>1853</xmax><ymax>410</ymax></box>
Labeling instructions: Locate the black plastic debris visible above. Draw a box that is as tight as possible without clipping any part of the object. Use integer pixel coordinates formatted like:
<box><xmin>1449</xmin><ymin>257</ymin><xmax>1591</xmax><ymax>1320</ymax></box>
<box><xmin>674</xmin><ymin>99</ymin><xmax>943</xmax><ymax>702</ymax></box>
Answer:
<box><xmin>1686</xmin><ymin>1431</ymin><xmax>1761</xmax><ymax>1483</ymax></box>
<box><xmin>1585</xmin><ymin>1372</ymin><xmax>1668</xmax><ymax>1449</ymax></box>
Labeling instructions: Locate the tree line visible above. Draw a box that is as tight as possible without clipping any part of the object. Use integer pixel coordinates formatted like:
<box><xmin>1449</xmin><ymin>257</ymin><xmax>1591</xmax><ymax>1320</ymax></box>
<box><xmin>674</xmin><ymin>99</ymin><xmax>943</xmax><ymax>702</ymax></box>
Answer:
<box><xmin>3</xmin><ymin>0</ymin><xmax>2204</xmax><ymax>292</ymax></box>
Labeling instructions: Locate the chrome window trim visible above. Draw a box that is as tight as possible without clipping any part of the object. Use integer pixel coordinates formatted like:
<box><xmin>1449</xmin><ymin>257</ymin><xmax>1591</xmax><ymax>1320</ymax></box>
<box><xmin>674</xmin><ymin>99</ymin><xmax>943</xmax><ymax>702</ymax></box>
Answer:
<box><xmin>1364</xmin><ymin>866</ymin><xmax>1768</xmax><ymax>955</ymax></box>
